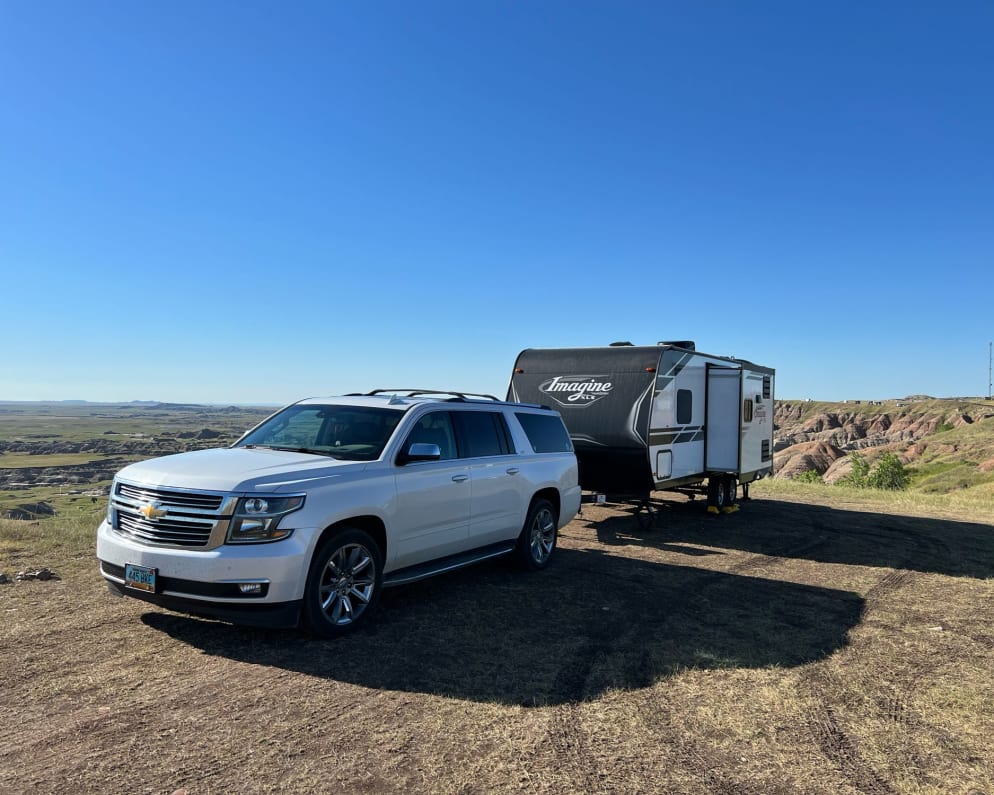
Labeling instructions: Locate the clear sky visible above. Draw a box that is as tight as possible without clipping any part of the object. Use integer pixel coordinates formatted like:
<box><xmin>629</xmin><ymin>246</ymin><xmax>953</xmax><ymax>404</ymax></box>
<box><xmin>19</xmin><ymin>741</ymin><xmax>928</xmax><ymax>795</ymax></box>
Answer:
<box><xmin>1</xmin><ymin>1</ymin><xmax>992</xmax><ymax>405</ymax></box>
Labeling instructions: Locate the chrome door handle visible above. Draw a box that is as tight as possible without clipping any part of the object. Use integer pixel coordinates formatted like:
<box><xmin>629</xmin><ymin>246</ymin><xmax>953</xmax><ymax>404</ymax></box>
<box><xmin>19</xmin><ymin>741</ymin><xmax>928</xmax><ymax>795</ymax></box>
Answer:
<box><xmin>452</xmin><ymin>474</ymin><xmax>469</xmax><ymax>483</ymax></box>
<box><xmin>506</xmin><ymin>467</ymin><xmax>520</xmax><ymax>475</ymax></box>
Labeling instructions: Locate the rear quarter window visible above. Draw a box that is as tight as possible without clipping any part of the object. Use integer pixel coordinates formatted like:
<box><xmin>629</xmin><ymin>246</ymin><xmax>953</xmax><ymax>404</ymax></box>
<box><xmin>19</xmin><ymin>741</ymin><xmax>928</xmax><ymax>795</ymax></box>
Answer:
<box><xmin>514</xmin><ymin>412</ymin><xmax>573</xmax><ymax>453</ymax></box>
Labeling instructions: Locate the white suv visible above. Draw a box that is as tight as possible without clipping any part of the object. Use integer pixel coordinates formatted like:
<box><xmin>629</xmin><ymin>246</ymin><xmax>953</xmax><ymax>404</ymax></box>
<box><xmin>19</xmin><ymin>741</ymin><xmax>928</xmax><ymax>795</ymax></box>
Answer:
<box><xmin>96</xmin><ymin>390</ymin><xmax>580</xmax><ymax>636</ymax></box>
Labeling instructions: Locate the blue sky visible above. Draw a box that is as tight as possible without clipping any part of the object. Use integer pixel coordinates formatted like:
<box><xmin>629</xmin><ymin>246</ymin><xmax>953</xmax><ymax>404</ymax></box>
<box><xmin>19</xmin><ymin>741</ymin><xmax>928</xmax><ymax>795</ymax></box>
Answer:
<box><xmin>1</xmin><ymin>1</ymin><xmax>992</xmax><ymax>404</ymax></box>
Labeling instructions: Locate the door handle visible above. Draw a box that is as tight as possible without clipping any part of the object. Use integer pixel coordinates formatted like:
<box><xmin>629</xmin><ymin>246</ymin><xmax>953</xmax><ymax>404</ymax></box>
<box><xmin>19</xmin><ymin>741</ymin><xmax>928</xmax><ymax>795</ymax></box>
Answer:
<box><xmin>452</xmin><ymin>474</ymin><xmax>469</xmax><ymax>483</ymax></box>
<box><xmin>506</xmin><ymin>467</ymin><xmax>520</xmax><ymax>475</ymax></box>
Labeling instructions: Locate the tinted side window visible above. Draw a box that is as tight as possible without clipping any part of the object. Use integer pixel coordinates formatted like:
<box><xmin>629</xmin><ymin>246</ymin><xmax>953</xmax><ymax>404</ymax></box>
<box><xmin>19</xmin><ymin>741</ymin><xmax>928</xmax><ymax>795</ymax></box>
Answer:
<box><xmin>515</xmin><ymin>412</ymin><xmax>573</xmax><ymax>453</ymax></box>
<box><xmin>677</xmin><ymin>389</ymin><xmax>693</xmax><ymax>424</ymax></box>
<box><xmin>403</xmin><ymin>412</ymin><xmax>456</xmax><ymax>460</ymax></box>
<box><xmin>453</xmin><ymin>411</ymin><xmax>507</xmax><ymax>458</ymax></box>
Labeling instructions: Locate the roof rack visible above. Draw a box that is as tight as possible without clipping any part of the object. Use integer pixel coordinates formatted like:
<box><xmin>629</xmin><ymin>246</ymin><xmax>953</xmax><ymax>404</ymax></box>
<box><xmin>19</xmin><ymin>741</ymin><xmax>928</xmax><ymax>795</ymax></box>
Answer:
<box><xmin>366</xmin><ymin>389</ymin><xmax>502</xmax><ymax>402</ymax></box>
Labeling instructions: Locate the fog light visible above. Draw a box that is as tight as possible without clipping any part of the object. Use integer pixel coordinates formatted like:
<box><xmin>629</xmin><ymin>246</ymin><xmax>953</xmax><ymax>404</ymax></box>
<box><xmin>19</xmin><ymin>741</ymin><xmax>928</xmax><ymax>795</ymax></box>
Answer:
<box><xmin>238</xmin><ymin>583</ymin><xmax>263</xmax><ymax>595</ymax></box>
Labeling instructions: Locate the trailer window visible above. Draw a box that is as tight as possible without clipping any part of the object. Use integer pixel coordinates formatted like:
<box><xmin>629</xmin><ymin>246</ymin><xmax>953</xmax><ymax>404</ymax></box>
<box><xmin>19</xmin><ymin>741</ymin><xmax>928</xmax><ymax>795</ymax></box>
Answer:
<box><xmin>743</xmin><ymin>399</ymin><xmax>753</xmax><ymax>423</ymax></box>
<box><xmin>677</xmin><ymin>390</ymin><xmax>693</xmax><ymax>424</ymax></box>
<box><xmin>515</xmin><ymin>412</ymin><xmax>573</xmax><ymax>453</ymax></box>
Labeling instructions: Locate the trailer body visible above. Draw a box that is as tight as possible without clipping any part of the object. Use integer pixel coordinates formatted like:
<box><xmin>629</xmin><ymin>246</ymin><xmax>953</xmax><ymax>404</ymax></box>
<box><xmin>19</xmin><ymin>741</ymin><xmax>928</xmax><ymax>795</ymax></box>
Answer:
<box><xmin>507</xmin><ymin>343</ymin><xmax>774</xmax><ymax>499</ymax></box>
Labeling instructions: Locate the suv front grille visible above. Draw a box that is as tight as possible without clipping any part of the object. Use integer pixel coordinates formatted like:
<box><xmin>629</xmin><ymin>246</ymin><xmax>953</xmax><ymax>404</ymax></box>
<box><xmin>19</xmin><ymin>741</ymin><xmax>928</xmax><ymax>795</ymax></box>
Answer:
<box><xmin>111</xmin><ymin>481</ymin><xmax>231</xmax><ymax>548</ymax></box>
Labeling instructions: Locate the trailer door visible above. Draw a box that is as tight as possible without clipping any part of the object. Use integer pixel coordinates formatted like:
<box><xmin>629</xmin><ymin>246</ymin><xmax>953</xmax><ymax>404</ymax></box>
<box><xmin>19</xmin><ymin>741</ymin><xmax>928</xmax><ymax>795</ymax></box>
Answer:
<box><xmin>705</xmin><ymin>366</ymin><xmax>741</xmax><ymax>472</ymax></box>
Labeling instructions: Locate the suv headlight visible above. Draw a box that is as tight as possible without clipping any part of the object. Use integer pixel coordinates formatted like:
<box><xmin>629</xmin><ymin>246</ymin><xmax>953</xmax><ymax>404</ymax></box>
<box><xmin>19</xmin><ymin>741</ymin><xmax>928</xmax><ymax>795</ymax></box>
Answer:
<box><xmin>226</xmin><ymin>495</ymin><xmax>305</xmax><ymax>544</ymax></box>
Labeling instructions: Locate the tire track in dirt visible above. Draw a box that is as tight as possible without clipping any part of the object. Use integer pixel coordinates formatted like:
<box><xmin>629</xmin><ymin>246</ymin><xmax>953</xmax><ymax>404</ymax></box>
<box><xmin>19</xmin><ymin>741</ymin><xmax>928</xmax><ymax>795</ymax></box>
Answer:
<box><xmin>546</xmin><ymin>703</ymin><xmax>605</xmax><ymax>794</ymax></box>
<box><xmin>633</xmin><ymin>686</ymin><xmax>773</xmax><ymax>795</ymax></box>
<box><xmin>797</xmin><ymin>515</ymin><xmax>967</xmax><ymax>795</ymax></box>
<box><xmin>801</xmin><ymin>664</ymin><xmax>901</xmax><ymax>795</ymax></box>
<box><xmin>541</xmin><ymin>556</ymin><xmax>638</xmax><ymax>794</ymax></box>
<box><xmin>794</xmin><ymin>521</ymin><xmax>920</xmax><ymax>795</ymax></box>
<box><xmin>862</xmin><ymin>568</ymin><xmax>917</xmax><ymax>609</ymax></box>
<box><xmin>807</xmin><ymin>700</ymin><xmax>898</xmax><ymax>795</ymax></box>
<box><xmin>728</xmin><ymin>533</ymin><xmax>830</xmax><ymax>574</ymax></box>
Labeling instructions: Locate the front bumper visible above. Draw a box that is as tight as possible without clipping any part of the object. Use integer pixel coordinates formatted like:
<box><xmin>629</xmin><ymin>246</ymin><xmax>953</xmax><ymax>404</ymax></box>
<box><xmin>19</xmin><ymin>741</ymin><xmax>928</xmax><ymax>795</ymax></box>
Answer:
<box><xmin>96</xmin><ymin>519</ymin><xmax>313</xmax><ymax>627</ymax></box>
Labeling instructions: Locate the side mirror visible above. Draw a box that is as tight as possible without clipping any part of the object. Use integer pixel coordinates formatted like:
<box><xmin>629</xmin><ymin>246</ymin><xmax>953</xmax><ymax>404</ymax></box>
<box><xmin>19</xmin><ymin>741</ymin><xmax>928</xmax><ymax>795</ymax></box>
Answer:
<box><xmin>399</xmin><ymin>442</ymin><xmax>442</xmax><ymax>465</ymax></box>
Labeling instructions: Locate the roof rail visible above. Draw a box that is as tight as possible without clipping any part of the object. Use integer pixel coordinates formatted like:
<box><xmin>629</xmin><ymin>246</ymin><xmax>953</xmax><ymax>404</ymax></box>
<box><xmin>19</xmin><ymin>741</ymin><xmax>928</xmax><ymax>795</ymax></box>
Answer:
<box><xmin>366</xmin><ymin>388</ymin><xmax>501</xmax><ymax>402</ymax></box>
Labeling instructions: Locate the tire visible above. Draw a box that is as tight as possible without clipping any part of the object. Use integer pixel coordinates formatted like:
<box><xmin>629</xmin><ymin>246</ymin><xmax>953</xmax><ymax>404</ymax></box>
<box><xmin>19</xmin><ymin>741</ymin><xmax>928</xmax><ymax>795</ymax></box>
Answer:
<box><xmin>302</xmin><ymin>527</ymin><xmax>383</xmax><ymax>638</ymax></box>
<box><xmin>516</xmin><ymin>498</ymin><xmax>557</xmax><ymax>570</ymax></box>
<box><xmin>724</xmin><ymin>476</ymin><xmax>737</xmax><ymax>506</ymax></box>
<box><xmin>707</xmin><ymin>476</ymin><xmax>727</xmax><ymax>510</ymax></box>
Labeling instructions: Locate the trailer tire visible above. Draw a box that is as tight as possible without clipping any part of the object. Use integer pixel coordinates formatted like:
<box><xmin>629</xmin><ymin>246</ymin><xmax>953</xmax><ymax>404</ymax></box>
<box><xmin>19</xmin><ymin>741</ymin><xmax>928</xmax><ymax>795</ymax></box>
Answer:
<box><xmin>707</xmin><ymin>477</ymin><xmax>726</xmax><ymax>511</ymax></box>
<box><xmin>725</xmin><ymin>477</ymin><xmax>737</xmax><ymax>506</ymax></box>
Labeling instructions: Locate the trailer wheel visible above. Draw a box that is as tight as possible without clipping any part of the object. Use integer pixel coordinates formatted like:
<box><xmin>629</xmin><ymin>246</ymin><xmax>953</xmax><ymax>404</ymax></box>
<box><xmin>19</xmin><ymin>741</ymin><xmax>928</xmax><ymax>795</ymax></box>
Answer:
<box><xmin>725</xmin><ymin>477</ymin><xmax>737</xmax><ymax>506</ymax></box>
<box><xmin>707</xmin><ymin>477</ymin><xmax>726</xmax><ymax>512</ymax></box>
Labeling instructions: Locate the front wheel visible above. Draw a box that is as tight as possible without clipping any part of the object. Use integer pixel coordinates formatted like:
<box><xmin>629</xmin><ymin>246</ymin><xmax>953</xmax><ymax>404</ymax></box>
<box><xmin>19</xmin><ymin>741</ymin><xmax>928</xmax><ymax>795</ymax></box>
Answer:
<box><xmin>516</xmin><ymin>498</ymin><xmax>557</xmax><ymax>570</ymax></box>
<box><xmin>302</xmin><ymin>527</ymin><xmax>383</xmax><ymax>638</ymax></box>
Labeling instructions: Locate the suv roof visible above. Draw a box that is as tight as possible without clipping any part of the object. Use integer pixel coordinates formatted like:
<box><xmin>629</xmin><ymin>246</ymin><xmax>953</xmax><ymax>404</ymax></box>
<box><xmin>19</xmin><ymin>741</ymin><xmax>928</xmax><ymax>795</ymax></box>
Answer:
<box><xmin>295</xmin><ymin>390</ymin><xmax>552</xmax><ymax>411</ymax></box>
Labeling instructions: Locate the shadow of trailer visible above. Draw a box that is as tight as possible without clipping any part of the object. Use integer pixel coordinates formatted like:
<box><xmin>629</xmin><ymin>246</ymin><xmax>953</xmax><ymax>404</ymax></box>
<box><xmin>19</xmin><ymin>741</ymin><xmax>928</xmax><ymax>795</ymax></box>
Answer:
<box><xmin>507</xmin><ymin>341</ymin><xmax>775</xmax><ymax>521</ymax></box>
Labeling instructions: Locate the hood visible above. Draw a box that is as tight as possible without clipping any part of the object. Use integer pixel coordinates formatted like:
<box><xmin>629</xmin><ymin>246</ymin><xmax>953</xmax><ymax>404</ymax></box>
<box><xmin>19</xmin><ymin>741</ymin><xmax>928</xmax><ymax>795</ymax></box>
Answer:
<box><xmin>115</xmin><ymin>447</ymin><xmax>368</xmax><ymax>493</ymax></box>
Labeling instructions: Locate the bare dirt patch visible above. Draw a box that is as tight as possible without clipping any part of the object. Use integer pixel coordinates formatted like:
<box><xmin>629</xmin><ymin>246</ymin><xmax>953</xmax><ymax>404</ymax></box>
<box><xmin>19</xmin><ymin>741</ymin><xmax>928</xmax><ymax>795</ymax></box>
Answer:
<box><xmin>2</xmin><ymin>491</ymin><xmax>993</xmax><ymax>794</ymax></box>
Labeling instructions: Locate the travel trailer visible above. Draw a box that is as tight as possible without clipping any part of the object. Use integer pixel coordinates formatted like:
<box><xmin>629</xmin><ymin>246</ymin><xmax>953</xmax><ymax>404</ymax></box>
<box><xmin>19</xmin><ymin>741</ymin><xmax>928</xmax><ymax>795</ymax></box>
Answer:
<box><xmin>507</xmin><ymin>342</ymin><xmax>775</xmax><ymax>513</ymax></box>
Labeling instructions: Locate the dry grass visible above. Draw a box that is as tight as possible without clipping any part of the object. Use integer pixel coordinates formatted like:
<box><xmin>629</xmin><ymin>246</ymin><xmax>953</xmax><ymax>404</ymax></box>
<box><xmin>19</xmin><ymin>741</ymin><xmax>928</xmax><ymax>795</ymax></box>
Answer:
<box><xmin>1</xmin><ymin>486</ymin><xmax>993</xmax><ymax>794</ymax></box>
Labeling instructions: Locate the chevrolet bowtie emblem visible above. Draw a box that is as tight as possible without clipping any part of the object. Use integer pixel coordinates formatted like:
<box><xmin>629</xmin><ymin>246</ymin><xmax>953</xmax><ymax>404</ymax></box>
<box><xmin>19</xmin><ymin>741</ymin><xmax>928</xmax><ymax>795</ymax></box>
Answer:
<box><xmin>139</xmin><ymin>502</ymin><xmax>167</xmax><ymax>521</ymax></box>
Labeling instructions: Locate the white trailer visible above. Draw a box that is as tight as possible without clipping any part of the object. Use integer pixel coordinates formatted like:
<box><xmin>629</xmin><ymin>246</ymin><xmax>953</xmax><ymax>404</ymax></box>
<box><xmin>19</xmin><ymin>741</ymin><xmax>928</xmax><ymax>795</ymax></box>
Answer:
<box><xmin>507</xmin><ymin>341</ymin><xmax>775</xmax><ymax>514</ymax></box>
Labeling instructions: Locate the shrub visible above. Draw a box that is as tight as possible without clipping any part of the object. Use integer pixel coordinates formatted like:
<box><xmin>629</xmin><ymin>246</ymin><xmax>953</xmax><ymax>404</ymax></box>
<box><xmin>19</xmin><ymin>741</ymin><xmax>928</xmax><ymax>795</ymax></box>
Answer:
<box><xmin>867</xmin><ymin>452</ymin><xmax>911</xmax><ymax>490</ymax></box>
<box><xmin>838</xmin><ymin>452</ymin><xmax>870</xmax><ymax>488</ymax></box>
<box><xmin>837</xmin><ymin>451</ymin><xmax>909</xmax><ymax>491</ymax></box>
<box><xmin>795</xmin><ymin>469</ymin><xmax>823</xmax><ymax>483</ymax></box>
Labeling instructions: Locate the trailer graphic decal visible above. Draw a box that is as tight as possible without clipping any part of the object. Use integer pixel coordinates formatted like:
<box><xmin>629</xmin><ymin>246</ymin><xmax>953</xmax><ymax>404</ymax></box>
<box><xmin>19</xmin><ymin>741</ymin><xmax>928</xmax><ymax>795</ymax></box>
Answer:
<box><xmin>649</xmin><ymin>429</ymin><xmax>704</xmax><ymax>445</ymax></box>
<box><xmin>538</xmin><ymin>375</ymin><xmax>614</xmax><ymax>407</ymax></box>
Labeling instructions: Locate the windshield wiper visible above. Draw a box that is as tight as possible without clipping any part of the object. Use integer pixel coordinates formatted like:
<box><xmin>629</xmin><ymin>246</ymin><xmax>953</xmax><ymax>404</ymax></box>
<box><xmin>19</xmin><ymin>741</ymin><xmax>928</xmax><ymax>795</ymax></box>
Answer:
<box><xmin>243</xmin><ymin>444</ymin><xmax>343</xmax><ymax>459</ymax></box>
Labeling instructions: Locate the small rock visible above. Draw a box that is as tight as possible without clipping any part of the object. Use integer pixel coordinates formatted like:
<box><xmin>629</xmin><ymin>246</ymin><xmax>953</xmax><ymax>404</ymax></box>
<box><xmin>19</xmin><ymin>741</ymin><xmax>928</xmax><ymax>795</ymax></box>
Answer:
<box><xmin>15</xmin><ymin>568</ymin><xmax>57</xmax><ymax>581</ymax></box>
<box><xmin>0</xmin><ymin>573</ymin><xmax>9</xmax><ymax>585</ymax></box>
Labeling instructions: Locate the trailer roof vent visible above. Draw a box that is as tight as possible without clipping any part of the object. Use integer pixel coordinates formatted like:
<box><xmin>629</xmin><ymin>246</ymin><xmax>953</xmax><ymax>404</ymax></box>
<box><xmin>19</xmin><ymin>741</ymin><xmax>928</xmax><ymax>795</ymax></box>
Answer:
<box><xmin>609</xmin><ymin>341</ymin><xmax>634</xmax><ymax>346</ymax></box>
<box><xmin>657</xmin><ymin>340</ymin><xmax>696</xmax><ymax>350</ymax></box>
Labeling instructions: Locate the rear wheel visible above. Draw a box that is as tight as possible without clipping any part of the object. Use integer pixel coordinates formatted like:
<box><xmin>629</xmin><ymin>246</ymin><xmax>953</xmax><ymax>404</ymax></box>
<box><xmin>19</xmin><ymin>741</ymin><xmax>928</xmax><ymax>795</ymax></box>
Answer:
<box><xmin>516</xmin><ymin>498</ymin><xmax>557</xmax><ymax>570</ymax></box>
<box><xmin>302</xmin><ymin>527</ymin><xmax>383</xmax><ymax>638</ymax></box>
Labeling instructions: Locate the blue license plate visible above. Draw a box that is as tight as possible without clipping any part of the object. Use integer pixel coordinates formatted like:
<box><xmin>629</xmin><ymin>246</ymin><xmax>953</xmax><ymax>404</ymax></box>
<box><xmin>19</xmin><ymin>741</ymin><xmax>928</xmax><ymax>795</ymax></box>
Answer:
<box><xmin>124</xmin><ymin>563</ymin><xmax>157</xmax><ymax>593</ymax></box>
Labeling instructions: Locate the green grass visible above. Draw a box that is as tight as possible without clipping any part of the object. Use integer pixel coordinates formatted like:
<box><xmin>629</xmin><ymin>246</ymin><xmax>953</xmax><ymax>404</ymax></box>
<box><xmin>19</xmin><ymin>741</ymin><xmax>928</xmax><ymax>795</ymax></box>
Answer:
<box><xmin>753</xmin><ymin>476</ymin><xmax>994</xmax><ymax>520</ymax></box>
<box><xmin>0</xmin><ymin>452</ymin><xmax>110</xmax><ymax>468</ymax></box>
<box><xmin>0</xmin><ymin>503</ymin><xmax>103</xmax><ymax>573</ymax></box>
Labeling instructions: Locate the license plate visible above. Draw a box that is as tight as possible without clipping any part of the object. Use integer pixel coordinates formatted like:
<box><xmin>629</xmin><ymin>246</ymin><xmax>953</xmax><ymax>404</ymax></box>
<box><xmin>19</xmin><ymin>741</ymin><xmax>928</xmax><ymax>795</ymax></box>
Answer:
<box><xmin>124</xmin><ymin>563</ymin><xmax>157</xmax><ymax>593</ymax></box>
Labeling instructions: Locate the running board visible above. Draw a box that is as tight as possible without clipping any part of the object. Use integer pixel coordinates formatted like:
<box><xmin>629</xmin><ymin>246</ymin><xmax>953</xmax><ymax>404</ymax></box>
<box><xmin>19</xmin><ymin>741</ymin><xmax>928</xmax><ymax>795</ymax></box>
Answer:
<box><xmin>383</xmin><ymin>542</ymin><xmax>516</xmax><ymax>587</ymax></box>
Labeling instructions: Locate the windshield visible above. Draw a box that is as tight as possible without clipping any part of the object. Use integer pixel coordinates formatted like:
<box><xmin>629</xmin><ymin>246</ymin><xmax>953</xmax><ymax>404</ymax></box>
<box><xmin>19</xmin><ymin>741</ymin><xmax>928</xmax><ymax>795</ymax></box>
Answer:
<box><xmin>235</xmin><ymin>404</ymin><xmax>403</xmax><ymax>461</ymax></box>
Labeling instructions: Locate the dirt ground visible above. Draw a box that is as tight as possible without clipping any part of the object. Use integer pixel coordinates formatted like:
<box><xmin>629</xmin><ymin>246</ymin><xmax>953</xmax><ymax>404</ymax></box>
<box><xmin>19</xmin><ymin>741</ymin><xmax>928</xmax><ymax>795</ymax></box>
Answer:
<box><xmin>2</xmin><ymin>491</ymin><xmax>993</xmax><ymax>794</ymax></box>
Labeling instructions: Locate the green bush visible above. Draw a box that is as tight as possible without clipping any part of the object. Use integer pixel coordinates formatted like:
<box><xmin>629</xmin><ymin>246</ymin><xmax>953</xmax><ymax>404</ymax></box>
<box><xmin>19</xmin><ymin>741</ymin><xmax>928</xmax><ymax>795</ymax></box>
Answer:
<box><xmin>867</xmin><ymin>452</ymin><xmax>911</xmax><ymax>490</ymax></box>
<box><xmin>795</xmin><ymin>469</ymin><xmax>823</xmax><ymax>483</ymax></box>
<box><xmin>838</xmin><ymin>451</ymin><xmax>871</xmax><ymax>488</ymax></box>
<box><xmin>837</xmin><ymin>451</ymin><xmax>909</xmax><ymax>491</ymax></box>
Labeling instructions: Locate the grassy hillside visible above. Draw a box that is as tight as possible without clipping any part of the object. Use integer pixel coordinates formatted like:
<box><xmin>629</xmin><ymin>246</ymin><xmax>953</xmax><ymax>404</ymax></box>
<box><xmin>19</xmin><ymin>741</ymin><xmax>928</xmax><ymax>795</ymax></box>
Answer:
<box><xmin>775</xmin><ymin>396</ymin><xmax>994</xmax><ymax>496</ymax></box>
